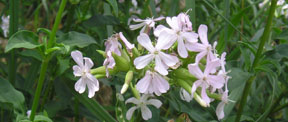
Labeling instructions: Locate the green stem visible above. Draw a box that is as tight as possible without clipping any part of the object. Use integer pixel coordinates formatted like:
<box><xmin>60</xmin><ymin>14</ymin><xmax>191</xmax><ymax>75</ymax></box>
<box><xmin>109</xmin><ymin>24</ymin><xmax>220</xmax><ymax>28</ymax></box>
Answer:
<box><xmin>235</xmin><ymin>76</ymin><xmax>255</xmax><ymax>122</ymax></box>
<box><xmin>29</xmin><ymin>59</ymin><xmax>49</xmax><ymax>120</ymax></box>
<box><xmin>8</xmin><ymin>0</ymin><xmax>19</xmax><ymax>85</ymax></box>
<box><xmin>30</xmin><ymin>0</ymin><xmax>67</xmax><ymax>120</ymax></box>
<box><xmin>235</xmin><ymin>1</ymin><xmax>277</xmax><ymax>121</ymax></box>
<box><xmin>47</xmin><ymin>0</ymin><xmax>67</xmax><ymax>49</ymax></box>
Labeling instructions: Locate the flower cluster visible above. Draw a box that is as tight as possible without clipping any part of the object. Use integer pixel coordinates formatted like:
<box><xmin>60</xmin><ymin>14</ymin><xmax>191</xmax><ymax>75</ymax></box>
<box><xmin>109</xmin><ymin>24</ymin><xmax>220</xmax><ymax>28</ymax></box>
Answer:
<box><xmin>70</xmin><ymin>11</ymin><xmax>231</xmax><ymax>120</ymax></box>
<box><xmin>259</xmin><ymin>0</ymin><xmax>288</xmax><ymax>18</ymax></box>
<box><xmin>1</xmin><ymin>15</ymin><xmax>9</xmax><ymax>38</ymax></box>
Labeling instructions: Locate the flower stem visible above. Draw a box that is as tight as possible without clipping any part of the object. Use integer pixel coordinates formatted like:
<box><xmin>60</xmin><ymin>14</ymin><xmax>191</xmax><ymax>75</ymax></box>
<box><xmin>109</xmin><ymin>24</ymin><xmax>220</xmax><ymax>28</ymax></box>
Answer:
<box><xmin>29</xmin><ymin>0</ymin><xmax>67</xmax><ymax>120</ymax></box>
<box><xmin>29</xmin><ymin>59</ymin><xmax>49</xmax><ymax>120</ymax></box>
<box><xmin>235</xmin><ymin>1</ymin><xmax>277</xmax><ymax>121</ymax></box>
<box><xmin>8</xmin><ymin>0</ymin><xmax>19</xmax><ymax>85</ymax></box>
<box><xmin>47</xmin><ymin>0</ymin><xmax>67</xmax><ymax>49</ymax></box>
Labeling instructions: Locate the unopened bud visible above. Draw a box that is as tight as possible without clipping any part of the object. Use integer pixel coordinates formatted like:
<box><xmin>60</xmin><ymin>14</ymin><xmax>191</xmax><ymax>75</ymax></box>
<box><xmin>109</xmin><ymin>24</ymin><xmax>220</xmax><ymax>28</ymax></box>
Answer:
<box><xmin>96</xmin><ymin>50</ymin><xmax>105</xmax><ymax>57</ymax></box>
<box><xmin>194</xmin><ymin>93</ymin><xmax>209</xmax><ymax>107</ymax></box>
<box><xmin>120</xmin><ymin>84</ymin><xmax>129</xmax><ymax>94</ymax></box>
<box><xmin>112</xmin><ymin>52</ymin><xmax>130</xmax><ymax>72</ymax></box>
<box><xmin>121</xmin><ymin>70</ymin><xmax>133</xmax><ymax>94</ymax></box>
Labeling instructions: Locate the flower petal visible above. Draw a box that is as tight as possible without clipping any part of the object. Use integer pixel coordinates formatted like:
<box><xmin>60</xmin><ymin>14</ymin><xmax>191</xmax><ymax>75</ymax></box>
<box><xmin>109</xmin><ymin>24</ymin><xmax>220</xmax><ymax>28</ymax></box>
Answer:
<box><xmin>154</xmin><ymin>25</ymin><xmax>170</xmax><ymax>37</ymax></box>
<box><xmin>191</xmin><ymin>80</ymin><xmax>202</xmax><ymax>96</ymax></box>
<box><xmin>147</xmin><ymin>99</ymin><xmax>162</xmax><ymax>108</ymax></box>
<box><xmin>186</xmin><ymin>43</ymin><xmax>206</xmax><ymax>52</ymax></box>
<box><xmin>155</xmin><ymin>55</ymin><xmax>168</xmax><ymax>75</ymax></box>
<box><xmin>198</xmin><ymin>24</ymin><xmax>209</xmax><ymax>45</ymax></box>
<box><xmin>73</xmin><ymin>65</ymin><xmax>82</xmax><ymax>76</ymax></box>
<box><xmin>180</xmin><ymin>88</ymin><xmax>192</xmax><ymax>102</ymax></box>
<box><xmin>74</xmin><ymin>78</ymin><xmax>86</xmax><ymax>94</ymax></box>
<box><xmin>86</xmin><ymin>73</ymin><xmax>99</xmax><ymax>98</ymax></box>
<box><xmin>216</xmin><ymin>102</ymin><xmax>225</xmax><ymax>120</ymax></box>
<box><xmin>134</xmin><ymin>54</ymin><xmax>154</xmax><ymax>69</ymax></box>
<box><xmin>137</xmin><ymin>33</ymin><xmax>155</xmax><ymax>52</ymax></box>
<box><xmin>136</xmin><ymin>71</ymin><xmax>152</xmax><ymax>93</ymax></box>
<box><xmin>129</xmin><ymin>22</ymin><xmax>146</xmax><ymax>30</ymax></box>
<box><xmin>188</xmin><ymin>63</ymin><xmax>204</xmax><ymax>79</ymax></box>
<box><xmin>71</xmin><ymin>50</ymin><xmax>84</xmax><ymax>67</ymax></box>
<box><xmin>153</xmin><ymin>73</ymin><xmax>170</xmax><ymax>93</ymax></box>
<box><xmin>126</xmin><ymin>106</ymin><xmax>138</xmax><ymax>120</ymax></box>
<box><xmin>204</xmin><ymin>59</ymin><xmax>220</xmax><ymax>75</ymax></box>
<box><xmin>201</xmin><ymin>84</ymin><xmax>210</xmax><ymax>104</ymax></box>
<box><xmin>207</xmin><ymin>75</ymin><xmax>225</xmax><ymax>89</ymax></box>
<box><xmin>84</xmin><ymin>57</ymin><xmax>94</xmax><ymax>70</ymax></box>
<box><xmin>166</xmin><ymin>17</ymin><xmax>180</xmax><ymax>31</ymax></box>
<box><xmin>141</xmin><ymin>106</ymin><xmax>152</xmax><ymax>120</ymax></box>
<box><xmin>177</xmin><ymin>37</ymin><xmax>188</xmax><ymax>58</ymax></box>
<box><xmin>119</xmin><ymin>32</ymin><xmax>135</xmax><ymax>50</ymax></box>
<box><xmin>158</xmin><ymin>52</ymin><xmax>178</xmax><ymax>67</ymax></box>
<box><xmin>181</xmin><ymin>32</ymin><xmax>198</xmax><ymax>43</ymax></box>
<box><xmin>155</xmin><ymin>32</ymin><xmax>177</xmax><ymax>50</ymax></box>
<box><xmin>195</xmin><ymin>51</ymin><xmax>207</xmax><ymax>64</ymax></box>
<box><xmin>125</xmin><ymin>97</ymin><xmax>140</xmax><ymax>105</ymax></box>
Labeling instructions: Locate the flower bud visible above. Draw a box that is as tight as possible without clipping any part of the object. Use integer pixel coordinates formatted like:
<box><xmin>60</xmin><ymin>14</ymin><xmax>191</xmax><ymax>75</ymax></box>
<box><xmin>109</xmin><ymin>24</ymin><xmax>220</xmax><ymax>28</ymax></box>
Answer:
<box><xmin>194</xmin><ymin>93</ymin><xmax>209</xmax><ymax>107</ymax></box>
<box><xmin>112</xmin><ymin>52</ymin><xmax>130</xmax><ymax>72</ymax></box>
<box><xmin>121</xmin><ymin>70</ymin><xmax>133</xmax><ymax>94</ymax></box>
<box><xmin>96</xmin><ymin>50</ymin><xmax>105</xmax><ymax>57</ymax></box>
<box><xmin>174</xmin><ymin>68</ymin><xmax>197</xmax><ymax>84</ymax></box>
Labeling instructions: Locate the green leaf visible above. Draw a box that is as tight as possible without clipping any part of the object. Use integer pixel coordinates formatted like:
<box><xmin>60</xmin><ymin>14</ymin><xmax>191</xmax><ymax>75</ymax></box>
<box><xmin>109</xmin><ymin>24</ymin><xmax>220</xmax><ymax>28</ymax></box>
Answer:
<box><xmin>34</xmin><ymin>115</ymin><xmax>53</xmax><ymax>122</ymax></box>
<box><xmin>57</xmin><ymin>31</ymin><xmax>97</xmax><ymax>48</ymax></box>
<box><xmin>82</xmin><ymin>14</ymin><xmax>120</xmax><ymax>27</ymax></box>
<box><xmin>0</xmin><ymin>77</ymin><xmax>25</xmax><ymax>111</ymax></box>
<box><xmin>19</xmin><ymin>49</ymin><xmax>43</xmax><ymax>61</ymax></box>
<box><xmin>5</xmin><ymin>30</ymin><xmax>40</xmax><ymax>53</ymax></box>
<box><xmin>106</xmin><ymin>0</ymin><xmax>118</xmax><ymax>16</ymax></box>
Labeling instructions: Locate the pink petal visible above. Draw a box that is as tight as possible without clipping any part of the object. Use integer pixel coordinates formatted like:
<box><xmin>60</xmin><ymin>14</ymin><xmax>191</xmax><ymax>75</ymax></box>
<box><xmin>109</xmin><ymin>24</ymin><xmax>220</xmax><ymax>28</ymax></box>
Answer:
<box><xmin>186</xmin><ymin>43</ymin><xmax>206</xmax><ymax>52</ymax></box>
<box><xmin>166</xmin><ymin>17</ymin><xmax>180</xmax><ymax>31</ymax></box>
<box><xmin>71</xmin><ymin>50</ymin><xmax>84</xmax><ymax>67</ymax></box>
<box><xmin>177</xmin><ymin>37</ymin><xmax>188</xmax><ymax>58</ymax></box>
<box><xmin>147</xmin><ymin>99</ymin><xmax>162</xmax><ymax>108</ymax></box>
<box><xmin>216</xmin><ymin>102</ymin><xmax>225</xmax><ymax>120</ymax></box>
<box><xmin>141</xmin><ymin>106</ymin><xmax>152</xmax><ymax>120</ymax></box>
<box><xmin>129</xmin><ymin>22</ymin><xmax>146</xmax><ymax>30</ymax></box>
<box><xmin>201</xmin><ymin>84</ymin><xmax>210</xmax><ymax>104</ymax></box>
<box><xmin>204</xmin><ymin>59</ymin><xmax>220</xmax><ymax>75</ymax></box>
<box><xmin>134</xmin><ymin>54</ymin><xmax>154</xmax><ymax>69</ymax></box>
<box><xmin>84</xmin><ymin>57</ymin><xmax>94</xmax><ymax>69</ymax></box>
<box><xmin>155</xmin><ymin>32</ymin><xmax>177</xmax><ymax>50</ymax></box>
<box><xmin>198</xmin><ymin>24</ymin><xmax>209</xmax><ymax>45</ymax></box>
<box><xmin>188</xmin><ymin>63</ymin><xmax>204</xmax><ymax>79</ymax></box>
<box><xmin>125</xmin><ymin>97</ymin><xmax>140</xmax><ymax>105</ymax></box>
<box><xmin>119</xmin><ymin>32</ymin><xmax>135</xmax><ymax>50</ymax></box>
<box><xmin>74</xmin><ymin>78</ymin><xmax>86</xmax><ymax>94</ymax></box>
<box><xmin>181</xmin><ymin>32</ymin><xmax>198</xmax><ymax>43</ymax></box>
<box><xmin>136</xmin><ymin>71</ymin><xmax>152</xmax><ymax>93</ymax></box>
<box><xmin>137</xmin><ymin>33</ymin><xmax>155</xmax><ymax>52</ymax></box>
<box><xmin>126</xmin><ymin>106</ymin><xmax>138</xmax><ymax>120</ymax></box>
<box><xmin>154</xmin><ymin>55</ymin><xmax>168</xmax><ymax>75</ymax></box>
<box><xmin>158</xmin><ymin>52</ymin><xmax>179</xmax><ymax>67</ymax></box>
<box><xmin>73</xmin><ymin>65</ymin><xmax>82</xmax><ymax>77</ymax></box>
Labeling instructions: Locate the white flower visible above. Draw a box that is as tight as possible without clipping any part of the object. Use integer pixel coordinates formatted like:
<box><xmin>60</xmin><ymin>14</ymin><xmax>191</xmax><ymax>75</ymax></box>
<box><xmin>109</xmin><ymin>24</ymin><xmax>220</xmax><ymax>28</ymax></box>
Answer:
<box><xmin>188</xmin><ymin>59</ymin><xmax>225</xmax><ymax>105</ymax></box>
<box><xmin>27</xmin><ymin>110</ymin><xmax>31</xmax><ymax>118</ymax></box>
<box><xmin>216</xmin><ymin>90</ymin><xmax>228</xmax><ymax>120</ymax></box>
<box><xmin>125</xmin><ymin>94</ymin><xmax>162</xmax><ymax>120</ymax></box>
<box><xmin>71</xmin><ymin>50</ymin><xmax>99</xmax><ymax>98</ymax></box>
<box><xmin>277</xmin><ymin>0</ymin><xmax>285</xmax><ymax>6</ymax></box>
<box><xmin>154</xmin><ymin>16</ymin><xmax>198</xmax><ymax>58</ymax></box>
<box><xmin>1</xmin><ymin>15</ymin><xmax>9</xmax><ymax>38</ymax></box>
<box><xmin>133</xmin><ymin>33</ymin><xmax>179</xmax><ymax>75</ymax></box>
<box><xmin>179</xmin><ymin>88</ymin><xmax>192</xmax><ymax>102</ymax></box>
<box><xmin>136</xmin><ymin>70</ymin><xmax>170</xmax><ymax>96</ymax></box>
<box><xmin>103</xmin><ymin>33</ymin><xmax>134</xmax><ymax>77</ymax></box>
<box><xmin>177</xmin><ymin>12</ymin><xmax>192</xmax><ymax>31</ymax></box>
<box><xmin>187</xmin><ymin>24</ymin><xmax>216</xmax><ymax>63</ymax></box>
<box><xmin>129</xmin><ymin>17</ymin><xmax>165</xmax><ymax>33</ymax></box>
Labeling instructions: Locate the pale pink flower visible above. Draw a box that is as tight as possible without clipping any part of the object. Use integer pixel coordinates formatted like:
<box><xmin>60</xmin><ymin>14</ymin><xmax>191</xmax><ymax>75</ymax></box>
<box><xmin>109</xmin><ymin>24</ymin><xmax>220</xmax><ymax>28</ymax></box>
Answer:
<box><xmin>129</xmin><ymin>17</ymin><xmax>165</xmax><ymax>33</ymax></box>
<box><xmin>1</xmin><ymin>15</ymin><xmax>9</xmax><ymax>37</ymax></box>
<box><xmin>125</xmin><ymin>94</ymin><xmax>162</xmax><ymax>120</ymax></box>
<box><xmin>136</xmin><ymin>70</ymin><xmax>170</xmax><ymax>96</ymax></box>
<box><xmin>188</xmin><ymin>59</ymin><xmax>225</xmax><ymax>105</ymax></box>
<box><xmin>103</xmin><ymin>33</ymin><xmax>134</xmax><ymax>77</ymax></box>
<box><xmin>71</xmin><ymin>50</ymin><xmax>99</xmax><ymax>98</ymax></box>
<box><xmin>216</xmin><ymin>90</ymin><xmax>228</xmax><ymax>120</ymax></box>
<box><xmin>180</xmin><ymin>88</ymin><xmax>192</xmax><ymax>102</ymax></box>
<box><xmin>154</xmin><ymin>16</ymin><xmax>198</xmax><ymax>58</ymax></box>
<box><xmin>177</xmin><ymin>12</ymin><xmax>192</xmax><ymax>31</ymax></box>
<box><xmin>134</xmin><ymin>33</ymin><xmax>179</xmax><ymax>75</ymax></box>
<box><xmin>186</xmin><ymin>24</ymin><xmax>216</xmax><ymax>63</ymax></box>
